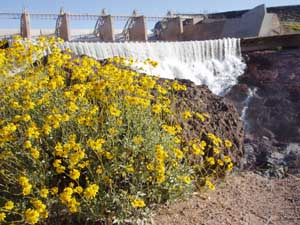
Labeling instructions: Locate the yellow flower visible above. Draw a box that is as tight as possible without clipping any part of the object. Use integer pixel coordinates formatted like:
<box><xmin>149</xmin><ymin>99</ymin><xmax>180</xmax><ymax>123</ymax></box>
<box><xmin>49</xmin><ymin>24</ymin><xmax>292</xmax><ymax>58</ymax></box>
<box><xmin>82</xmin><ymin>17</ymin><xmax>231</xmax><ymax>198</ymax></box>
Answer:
<box><xmin>26</xmin><ymin>124</ymin><xmax>40</xmax><ymax>139</ymax></box>
<box><xmin>30</xmin><ymin>148</ymin><xmax>40</xmax><ymax>159</ymax></box>
<box><xmin>152</xmin><ymin>103</ymin><xmax>162</xmax><ymax>114</ymax></box>
<box><xmin>146</xmin><ymin>163</ymin><xmax>154</xmax><ymax>171</ymax></box>
<box><xmin>40</xmin><ymin>188</ymin><xmax>49</xmax><ymax>198</ymax></box>
<box><xmin>69</xmin><ymin>169</ymin><xmax>80</xmax><ymax>180</ymax></box>
<box><xmin>105</xmin><ymin>151</ymin><xmax>113</xmax><ymax>160</ymax></box>
<box><xmin>205</xmin><ymin>180</ymin><xmax>216</xmax><ymax>191</ymax></box>
<box><xmin>225</xmin><ymin>139</ymin><xmax>233</xmax><ymax>148</ymax></box>
<box><xmin>22</xmin><ymin>114</ymin><xmax>31</xmax><ymax>122</ymax></box>
<box><xmin>126</xmin><ymin>165</ymin><xmax>135</xmax><ymax>173</ymax></box>
<box><xmin>183</xmin><ymin>176</ymin><xmax>191</xmax><ymax>184</ymax></box>
<box><xmin>25</xmin><ymin>209</ymin><xmax>40</xmax><ymax>224</ymax></box>
<box><xmin>223</xmin><ymin>156</ymin><xmax>232</xmax><ymax>163</ymax></box>
<box><xmin>161</xmin><ymin>125</ymin><xmax>177</xmax><ymax>135</ymax></box>
<box><xmin>87</xmin><ymin>138</ymin><xmax>105</xmax><ymax>153</ymax></box>
<box><xmin>3</xmin><ymin>200</ymin><xmax>14</xmax><ymax>210</ymax></box>
<box><xmin>19</xmin><ymin>176</ymin><xmax>29</xmax><ymax>186</ymax></box>
<box><xmin>60</xmin><ymin>187</ymin><xmax>73</xmax><ymax>203</ymax></box>
<box><xmin>96</xmin><ymin>166</ymin><xmax>103</xmax><ymax>174</ymax></box>
<box><xmin>213</xmin><ymin>147</ymin><xmax>220</xmax><ymax>154</ymax></box>
<box><xmin>109</xmin><ymin>105</ymin><xmax>121</xmax><ymax>117</ymax></box>
<box><xmin>155</xmin><ymin>145</ymin><xmax>168</xmax><ymax>161</ymax></box>
<box><xmin>68</xmin><ymin>101</ymin><xmax>78</xmax><ymax>112</ymax></box>
<box><xmin>50</xmin><ymin>187</ymin><xmax>58</xmax><ymax>195</ymax></box>
<box><xmin>56</xmin><ymin>166</ymin><xmax>66</xmax><ymax>174</ymax></box>
<box><xmin>23</xmin><ymin>184</ymin><xmax>32</xmax><ymax>196</ymax></box>
<box><xmin>171</xmin><ymin>160</ymin><xmax>178</xmax><ymax>168</ymax></box>
<box><xmin>192</xmin><ymin>144</ymin><xmax>204</xmax><ymax>156</ymax></box>
<box><xmin>206</xmin><ymin>157</ymin><xmax>215</xmax><ymax>165</ymax></box>
<box><xmin>173</xmin><ymin>136</ymin><xmax>181</xmax><ymax>144</ymax></box>
<box><xmin>74</xmin><ymin>186</ymin><xmax>83</xmax><ymax>194</ymax></box>
<box><xmin>217</xmin><ymin>159</ymin><xmax>224</xmax><ymax>166</ymax></box>
<box><xmin>0</xmin><ymin>212</ymin><xmax>6</xmax><ymax>222</ymax></box>
<box><xmin>42</xmin><ymin>124</ymin><xmax>52</xmax><ymax>135</ymax></box>
<box><xmin>30</xmin><ymin>199</ymin><xmax>46</xmax><ymax>213</ymax></box>
<box><xmin>53</xmin><ymin>159</ymin><xmax>61</xmax><ymax>168</ymax></box>
<box><xmin>173</xmin><ymin>148</ymin><xmax>184</xmax><ymax>159</ymax></box>
<box><xmin>156</xmin><ymin>174</ymin><xmax>165</xmax><ymax>184</ymax></box>
<box><xmin>108</xmin><ymin>127</ymin><xmax>118</xmax><ymax>136</ymax></box>
<box><xmin>24</xmin><ymin>140</ymin><xmax>32</xmax><ymax>149</ymax></box>
<box><xmin>133</xmin><ymin>135</ymin><xmax>144</xmax><ymax>145</ymax></box>
<box><xmin>182</xmin><ymin>111</ymin><xmax>193</xmax><ymax>119</ymax></box>
<box><xmin>84</xmin><ymin>184</ymin><xmax>99</xmax><ymax>200</ymax></box>
<box><xmin>227</xmin><ymin>162</ymin><xmax>233</xmax><ymax>171</ymax></box>
<box><xmin>195</xmin><ymin>112</ymin><xmax>205</xmax><ymax>122</ymax></box>
<box><xmin>131</xmin><ymin>198</ymin><xmax>146</xmax><ymax>208</ymax></box>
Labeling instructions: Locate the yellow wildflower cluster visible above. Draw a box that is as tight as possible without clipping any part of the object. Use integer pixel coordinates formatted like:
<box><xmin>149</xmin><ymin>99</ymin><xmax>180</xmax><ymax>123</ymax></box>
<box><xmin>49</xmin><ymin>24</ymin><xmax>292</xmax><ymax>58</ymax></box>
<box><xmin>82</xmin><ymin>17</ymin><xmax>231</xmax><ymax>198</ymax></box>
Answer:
<box><xmin>59</xmin><ymin>187</ymin><xmax>80</xmax><ymax>213</ymax></box>
<box><xmin>0</xmin><ymin>36</ymin><xmax>235</xmax><ymax>224</ymax></box>
<box><xmin>18</xmin><ymin>176</ymin><xmax>32</xmax><ymax>196</ymax></box>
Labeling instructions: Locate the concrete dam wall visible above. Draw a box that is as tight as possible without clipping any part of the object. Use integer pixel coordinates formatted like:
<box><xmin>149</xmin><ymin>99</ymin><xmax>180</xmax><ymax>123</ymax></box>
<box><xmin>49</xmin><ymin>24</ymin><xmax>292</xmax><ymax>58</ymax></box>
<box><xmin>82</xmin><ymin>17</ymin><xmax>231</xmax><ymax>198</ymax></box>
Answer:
<box><xmin>1</xmin><ymin>4</ymin><xmax>299</xmax><ymax>42</ymax></box>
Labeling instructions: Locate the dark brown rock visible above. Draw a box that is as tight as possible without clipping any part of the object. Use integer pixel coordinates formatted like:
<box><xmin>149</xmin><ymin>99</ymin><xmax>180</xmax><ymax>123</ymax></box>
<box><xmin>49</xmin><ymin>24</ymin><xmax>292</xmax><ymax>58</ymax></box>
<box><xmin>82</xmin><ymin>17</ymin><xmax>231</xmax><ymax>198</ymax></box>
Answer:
<box><xmin>175</xmin><ymin>79</ymin><xmax>245</xmax><ymax>165</ymax></box>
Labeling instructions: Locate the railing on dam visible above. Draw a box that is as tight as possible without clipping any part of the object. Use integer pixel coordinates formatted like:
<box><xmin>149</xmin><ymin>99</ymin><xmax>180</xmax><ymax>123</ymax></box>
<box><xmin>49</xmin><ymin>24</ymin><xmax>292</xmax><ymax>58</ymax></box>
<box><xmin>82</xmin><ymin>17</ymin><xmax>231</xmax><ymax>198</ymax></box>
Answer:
<box><xmin>0</xmin><ymin>10</ymin><xmax>205</xmax><ymax>42</ymax></box>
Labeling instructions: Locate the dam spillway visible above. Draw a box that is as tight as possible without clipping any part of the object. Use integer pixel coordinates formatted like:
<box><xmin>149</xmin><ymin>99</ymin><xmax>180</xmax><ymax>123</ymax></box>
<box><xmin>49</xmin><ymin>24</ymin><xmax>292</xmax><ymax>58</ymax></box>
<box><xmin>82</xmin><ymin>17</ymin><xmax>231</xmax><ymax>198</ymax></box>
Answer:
<box><xmin>60</xmin><ymin>38</ymin><xmax>246</xmax><ymax>95</ymax></box>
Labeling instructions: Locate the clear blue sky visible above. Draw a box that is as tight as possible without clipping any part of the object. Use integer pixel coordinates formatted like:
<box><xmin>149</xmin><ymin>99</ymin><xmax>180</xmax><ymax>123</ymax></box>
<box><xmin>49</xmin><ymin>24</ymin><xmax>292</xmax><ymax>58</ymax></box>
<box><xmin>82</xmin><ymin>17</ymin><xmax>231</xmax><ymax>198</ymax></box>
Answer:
<box><xmin>1</xmin><ymin>0</ymin><xmax>299</xmax><ymax>29</ymax></box>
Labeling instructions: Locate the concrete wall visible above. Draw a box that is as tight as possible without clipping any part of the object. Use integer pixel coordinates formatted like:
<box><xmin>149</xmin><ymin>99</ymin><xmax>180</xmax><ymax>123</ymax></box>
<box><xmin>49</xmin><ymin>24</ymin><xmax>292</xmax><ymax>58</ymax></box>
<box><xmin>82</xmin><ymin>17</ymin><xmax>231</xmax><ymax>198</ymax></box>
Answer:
<box><xmin>183</xmin><ymin>19</ymin><xmax>225</xmax><ymax>40</ymax></box>
<box><xmin>181</xmin><ymin>4</ymin><xmax>283</xmax><ymax>41</ymax></box>
<box><xmin>222</xmin><ymin>5</ymin><xmax>266</xmax><ymax>38</ymax></box>
<box><xmin>209</xmin><ymin>5</ymin><xmax>300</xmax><ymax>22</ymax></box>
<box><xmin>259</xmin><ymin>13</ymin><xmax>281</xmax><ymax>36</ymax></box>
<box><xmin>159</xmin><ymin>17</ymin><xmax>183</xmax><ymax>41</ymax></box>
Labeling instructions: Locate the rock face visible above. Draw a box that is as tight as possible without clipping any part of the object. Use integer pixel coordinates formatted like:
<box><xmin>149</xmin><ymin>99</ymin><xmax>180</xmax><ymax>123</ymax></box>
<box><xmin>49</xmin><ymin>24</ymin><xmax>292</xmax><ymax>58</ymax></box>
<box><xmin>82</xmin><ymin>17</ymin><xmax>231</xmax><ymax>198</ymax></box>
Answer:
<box><xmin>226</xmin><ymin>49</ymin><xmax>300</xmax><ymax>177</ymax></box>
<box><xmin>176</xmin><ymin>80</ymin><xmax>245</xmax><ymax>165</ymax></box>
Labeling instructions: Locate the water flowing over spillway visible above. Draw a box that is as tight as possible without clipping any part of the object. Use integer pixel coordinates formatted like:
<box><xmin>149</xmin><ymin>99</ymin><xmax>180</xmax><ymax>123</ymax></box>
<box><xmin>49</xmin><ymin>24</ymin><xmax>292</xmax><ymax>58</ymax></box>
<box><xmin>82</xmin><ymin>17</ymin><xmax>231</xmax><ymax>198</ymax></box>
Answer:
<box><xmin>60</xmin><ymin>38</ymin><xmax>246</xmax><ymax>95</ymax></box>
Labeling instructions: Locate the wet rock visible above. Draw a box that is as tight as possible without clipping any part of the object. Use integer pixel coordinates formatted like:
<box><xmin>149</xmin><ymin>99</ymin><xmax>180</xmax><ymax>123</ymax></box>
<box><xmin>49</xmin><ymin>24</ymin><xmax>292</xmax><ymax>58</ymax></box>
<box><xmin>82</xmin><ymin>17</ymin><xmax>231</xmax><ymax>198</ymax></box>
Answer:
<box><xmin>226</xmin><ymin>48</ymin><xmax>300</xmax><ymax>177</ymax></box>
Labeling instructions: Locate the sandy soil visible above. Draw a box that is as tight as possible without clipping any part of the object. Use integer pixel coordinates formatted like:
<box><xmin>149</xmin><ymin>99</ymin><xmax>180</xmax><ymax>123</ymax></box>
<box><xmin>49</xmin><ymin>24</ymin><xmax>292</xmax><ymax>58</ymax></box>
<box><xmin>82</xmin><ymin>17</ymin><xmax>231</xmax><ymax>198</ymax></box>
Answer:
<box><xmin>150</xmin><ymin>172</ymin><xmax>300</xmax><ymax>225</ymax></box>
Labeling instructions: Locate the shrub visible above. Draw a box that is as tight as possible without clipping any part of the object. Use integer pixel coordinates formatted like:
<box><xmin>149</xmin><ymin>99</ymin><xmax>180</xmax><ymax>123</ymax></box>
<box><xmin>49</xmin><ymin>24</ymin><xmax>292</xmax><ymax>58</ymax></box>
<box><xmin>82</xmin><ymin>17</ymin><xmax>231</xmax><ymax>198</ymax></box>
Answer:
<box><xmin>0</xmin><ymin>37</ymin><xmax>233</xmax><ymax>224</ymax></box>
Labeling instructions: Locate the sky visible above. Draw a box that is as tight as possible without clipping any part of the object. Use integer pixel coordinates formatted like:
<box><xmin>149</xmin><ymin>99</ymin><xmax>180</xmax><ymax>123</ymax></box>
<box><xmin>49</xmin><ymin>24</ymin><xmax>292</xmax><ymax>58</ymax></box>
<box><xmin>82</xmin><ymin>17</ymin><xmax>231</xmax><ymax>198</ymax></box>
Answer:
<box><xmin>0</xmin><ymin>0</ymin><xmax>299</xmax><ymax>29</ymax></box>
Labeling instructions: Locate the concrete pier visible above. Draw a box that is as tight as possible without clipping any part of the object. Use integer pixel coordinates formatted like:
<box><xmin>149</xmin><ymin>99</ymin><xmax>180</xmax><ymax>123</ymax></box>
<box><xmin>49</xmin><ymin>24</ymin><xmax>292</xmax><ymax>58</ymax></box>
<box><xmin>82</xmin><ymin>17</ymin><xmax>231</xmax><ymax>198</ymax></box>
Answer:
<box><xmin>97</xmin><ymin>15</ymin><xmax>114</xmax><ymax>42</ymax></box>
<box><xmin>20</xmin><ymin>11</ymin><xmax>31</xmax><ymax>39</ymax></box>
<box><xmin>160</xmin><ymin>17</ymin><xmax>183</xmax><ymax>41</ymax></box>
<box><xmin>128</xmin><ymin>16</ymin><xmax>147</xmax><ymax>41</ymax></box>
<box><xmin>58</xmin><ymin>13</ymin><xmax>71</xmax><ymax>41</ymax></box>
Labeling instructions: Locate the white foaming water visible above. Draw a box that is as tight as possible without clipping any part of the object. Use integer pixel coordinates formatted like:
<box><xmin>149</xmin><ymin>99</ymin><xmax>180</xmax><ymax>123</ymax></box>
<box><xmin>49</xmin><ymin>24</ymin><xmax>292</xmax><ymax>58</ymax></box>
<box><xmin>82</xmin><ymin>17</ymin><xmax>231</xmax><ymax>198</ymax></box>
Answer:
<box><xmin>241</xmin><ymin>87</ymin><xmax>257</xmax><ymax>129</ymax></box>
<box><xmin>60</xmin><ymin>39</ymin><xmax>246</xmax><ymax>95</ymax></box>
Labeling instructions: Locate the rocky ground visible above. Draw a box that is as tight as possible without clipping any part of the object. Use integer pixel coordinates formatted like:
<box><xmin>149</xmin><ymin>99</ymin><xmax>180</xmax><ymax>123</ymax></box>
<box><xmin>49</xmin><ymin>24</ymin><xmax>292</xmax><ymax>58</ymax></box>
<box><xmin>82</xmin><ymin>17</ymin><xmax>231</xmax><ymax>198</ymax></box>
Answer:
<box><xmin>151</xmin><ymin>172</ymin><xmax>300</xmax><ymax>225</ymax></box>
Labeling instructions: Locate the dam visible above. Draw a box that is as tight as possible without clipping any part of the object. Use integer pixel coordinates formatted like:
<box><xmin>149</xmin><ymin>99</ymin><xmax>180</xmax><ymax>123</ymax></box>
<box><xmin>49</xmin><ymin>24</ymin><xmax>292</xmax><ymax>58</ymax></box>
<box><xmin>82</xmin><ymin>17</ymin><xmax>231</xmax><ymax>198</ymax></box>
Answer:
<box><xmin>0</xmin><ymin>4</ymin><xmax>299</xmax><ymax>43</ymax></box>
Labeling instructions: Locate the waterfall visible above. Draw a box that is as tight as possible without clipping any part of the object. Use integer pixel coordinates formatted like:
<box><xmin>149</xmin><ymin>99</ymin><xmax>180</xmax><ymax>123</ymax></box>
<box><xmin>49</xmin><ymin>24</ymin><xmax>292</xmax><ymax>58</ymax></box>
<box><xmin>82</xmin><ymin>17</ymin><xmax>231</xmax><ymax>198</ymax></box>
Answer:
<box><xmin>60</xmin><ymin>38</ymin><xmax>246</xmax><ymax>95</ymax></box>
<box><xmin>241</xmin><ymin>87</ymin><xmax>257</xmax><ymax>130</ymax></box>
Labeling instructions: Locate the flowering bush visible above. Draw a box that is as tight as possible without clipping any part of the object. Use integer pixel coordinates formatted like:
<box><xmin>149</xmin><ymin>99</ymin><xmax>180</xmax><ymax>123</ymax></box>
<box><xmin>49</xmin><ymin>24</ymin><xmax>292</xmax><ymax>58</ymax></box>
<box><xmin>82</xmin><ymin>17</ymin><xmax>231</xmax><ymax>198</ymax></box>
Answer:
<box><xmin>0</xmin><ymin>36</ymin><xmax>234</xmax><ymax>224</ymax></box>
